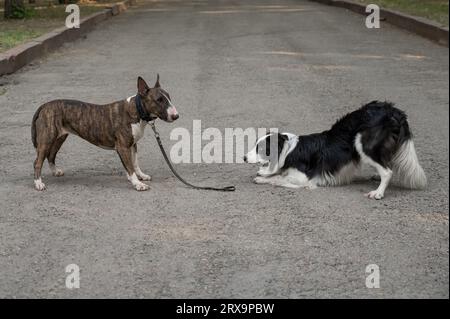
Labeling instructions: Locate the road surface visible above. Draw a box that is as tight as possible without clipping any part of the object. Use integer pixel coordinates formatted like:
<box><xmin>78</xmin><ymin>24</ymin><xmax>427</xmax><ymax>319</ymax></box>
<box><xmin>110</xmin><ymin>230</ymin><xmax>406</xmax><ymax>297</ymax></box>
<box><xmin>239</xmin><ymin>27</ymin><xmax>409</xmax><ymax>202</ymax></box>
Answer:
<box><xmin>0</xmin><ymin>0</ymin><xmax>448</xmax><ymax>298</ymax></box>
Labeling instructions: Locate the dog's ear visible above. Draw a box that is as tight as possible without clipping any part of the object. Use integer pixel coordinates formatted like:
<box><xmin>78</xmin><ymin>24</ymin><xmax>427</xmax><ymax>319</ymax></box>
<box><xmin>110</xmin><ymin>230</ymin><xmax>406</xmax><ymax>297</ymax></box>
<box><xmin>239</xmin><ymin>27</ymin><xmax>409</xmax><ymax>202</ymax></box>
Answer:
<box><xmin>137</xmin><ymin>76</ymin><xmax>150</xmax><ymax>95</ymax></box>
<box><xmin>154</xmin><ymin>74</ymin><xmax>160</xmax><ymax>88</ymax></box>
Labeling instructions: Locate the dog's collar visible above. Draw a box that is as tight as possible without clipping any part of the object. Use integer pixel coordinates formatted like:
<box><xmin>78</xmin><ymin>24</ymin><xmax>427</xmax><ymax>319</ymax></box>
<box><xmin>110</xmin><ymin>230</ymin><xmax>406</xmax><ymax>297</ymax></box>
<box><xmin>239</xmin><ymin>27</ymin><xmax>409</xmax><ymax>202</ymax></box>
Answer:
<box><xmin>135</xmin><ymin>94</ymin><xmax>157</xmax><ymax>122</ymax></box>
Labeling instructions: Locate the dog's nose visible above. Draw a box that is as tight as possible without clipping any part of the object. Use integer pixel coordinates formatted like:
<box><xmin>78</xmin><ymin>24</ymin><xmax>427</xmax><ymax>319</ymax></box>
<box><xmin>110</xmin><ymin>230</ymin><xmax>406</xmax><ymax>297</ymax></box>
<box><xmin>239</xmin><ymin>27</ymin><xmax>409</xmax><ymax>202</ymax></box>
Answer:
<box><xmin>172</xmin><ymin>113</ymin><xmax>179</xmax><ymax>121</ymax></box>
<box><xmin>243</xmin><ymin>155</ymin><xmax>247</xmax><ymax>162</ymax></box>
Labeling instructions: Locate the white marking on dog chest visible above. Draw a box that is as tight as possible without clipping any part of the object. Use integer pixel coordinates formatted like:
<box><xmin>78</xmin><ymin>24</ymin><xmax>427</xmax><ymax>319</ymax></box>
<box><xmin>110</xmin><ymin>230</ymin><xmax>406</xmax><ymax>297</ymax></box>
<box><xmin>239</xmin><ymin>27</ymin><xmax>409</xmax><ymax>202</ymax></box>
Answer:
<box><xmin>131</xmin><ymin>120</ymin><xmax>147</xmax><ymax>143</ymax></box>
<box><xmin>127</xmin><ymin>95</ymin><xmax>136</xmax><ymax>103</ymax></box>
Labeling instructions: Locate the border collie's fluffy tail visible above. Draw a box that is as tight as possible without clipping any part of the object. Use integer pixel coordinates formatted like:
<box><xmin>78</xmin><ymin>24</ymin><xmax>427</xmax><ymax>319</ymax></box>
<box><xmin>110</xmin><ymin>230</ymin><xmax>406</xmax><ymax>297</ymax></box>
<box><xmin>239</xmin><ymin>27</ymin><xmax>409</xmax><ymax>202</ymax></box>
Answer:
<box><xmin>392</xmin><ymin>139</ymin><xmax>427</xmax><ymax>189</ymax></box>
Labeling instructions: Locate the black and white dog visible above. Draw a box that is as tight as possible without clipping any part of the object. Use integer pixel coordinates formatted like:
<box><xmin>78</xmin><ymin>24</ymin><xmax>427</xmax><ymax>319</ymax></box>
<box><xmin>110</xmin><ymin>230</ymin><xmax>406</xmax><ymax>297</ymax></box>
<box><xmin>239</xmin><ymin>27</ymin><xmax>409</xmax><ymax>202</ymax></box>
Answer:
<box><xmin>244</xmin><ymin>101</ymin><xmax>427</xmax><ymax>199</ymax></box>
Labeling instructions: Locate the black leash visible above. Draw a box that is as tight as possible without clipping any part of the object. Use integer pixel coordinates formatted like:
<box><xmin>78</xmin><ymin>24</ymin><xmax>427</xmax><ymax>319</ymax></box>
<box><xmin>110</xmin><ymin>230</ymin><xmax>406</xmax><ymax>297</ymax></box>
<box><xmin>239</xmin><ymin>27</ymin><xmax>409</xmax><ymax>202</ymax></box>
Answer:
<box><xmin>149</xmin><ymin>122</ymin><xmax>236</xmax><ymax>192</ymax></box>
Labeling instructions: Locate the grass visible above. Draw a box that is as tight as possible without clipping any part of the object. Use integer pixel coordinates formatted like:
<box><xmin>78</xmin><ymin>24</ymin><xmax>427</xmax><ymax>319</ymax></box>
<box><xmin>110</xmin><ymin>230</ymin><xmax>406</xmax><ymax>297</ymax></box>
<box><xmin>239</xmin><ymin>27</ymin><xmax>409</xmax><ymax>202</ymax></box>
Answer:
<box><xmin>355</xmin><ymin>0</ymin><xmax>449</xmax><ymax>26</ymax></box>
<box><xmin>0</xmin><ymin>1</ymin><xmax>117</xmax><ymax>52</ymax></box>
<box><xmin>0</xmin><ymin>30</ymin><xmax>42</xmax><ymax>51</ymax></box>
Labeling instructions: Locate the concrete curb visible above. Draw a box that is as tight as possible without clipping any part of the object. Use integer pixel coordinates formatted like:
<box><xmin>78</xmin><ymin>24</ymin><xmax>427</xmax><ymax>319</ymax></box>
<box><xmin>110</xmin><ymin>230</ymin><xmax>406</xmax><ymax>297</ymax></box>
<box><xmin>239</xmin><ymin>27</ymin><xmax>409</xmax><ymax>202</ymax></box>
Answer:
<box><xmin>310</xmin><ymin>0</ymin><xmax>449</xmax><ymax>47</ymax></box>
<box><xmin>0</xmin><ymin>0</ymin><xmax>135</xmax><ymax>77</ymax></box>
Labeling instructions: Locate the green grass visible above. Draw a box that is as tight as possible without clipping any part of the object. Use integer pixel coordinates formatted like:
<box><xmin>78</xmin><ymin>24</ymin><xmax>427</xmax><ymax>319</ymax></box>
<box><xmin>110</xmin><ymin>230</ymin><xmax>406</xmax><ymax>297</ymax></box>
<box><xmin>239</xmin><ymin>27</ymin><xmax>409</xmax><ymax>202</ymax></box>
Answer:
<box><xmin>0</xmin><ymin>30</ymin><xmax>42</xmax><ymax>51</ymax></box>
<box><xmin>0</xmin><ymin>2</ymin><xmax>115</xmax><ymax>52</ymax></box>
<box><xmin>355</xmin><ymin>0</ymin><xmax>449</xmax><ymax>26</ymax></box>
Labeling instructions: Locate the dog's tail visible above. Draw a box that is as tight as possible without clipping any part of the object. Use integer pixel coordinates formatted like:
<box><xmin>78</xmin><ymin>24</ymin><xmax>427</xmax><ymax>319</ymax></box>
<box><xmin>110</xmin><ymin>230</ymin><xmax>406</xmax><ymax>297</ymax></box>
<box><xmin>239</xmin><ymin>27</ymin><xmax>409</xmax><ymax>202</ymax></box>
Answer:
<box><xmin>392</xmin><ymin>139</ymin><xmax>427</xmax><ymax>189</ymax></box>
<box><xmin>31</xmin><ymin>104</ymin><xmax>45</xmax><ymax>148</ymax></box>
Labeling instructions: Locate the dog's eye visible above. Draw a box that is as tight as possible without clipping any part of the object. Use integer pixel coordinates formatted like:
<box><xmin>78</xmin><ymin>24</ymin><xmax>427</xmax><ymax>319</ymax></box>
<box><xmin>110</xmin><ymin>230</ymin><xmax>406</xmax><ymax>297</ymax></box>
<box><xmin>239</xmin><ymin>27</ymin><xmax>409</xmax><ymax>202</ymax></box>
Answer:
<box><xmin>157</xmin><ymin>97</ymin><xmax>164</xmax><ymax>103</ymax></box>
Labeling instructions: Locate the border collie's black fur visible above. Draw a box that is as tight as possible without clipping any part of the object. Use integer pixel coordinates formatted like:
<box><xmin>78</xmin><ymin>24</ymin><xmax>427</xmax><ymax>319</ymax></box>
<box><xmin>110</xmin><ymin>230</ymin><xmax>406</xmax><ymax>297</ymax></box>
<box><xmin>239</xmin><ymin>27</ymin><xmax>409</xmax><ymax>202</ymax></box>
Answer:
<box><xmin>285</xmin><ymin>101</ymin><xmax>411</xmax><ymax>178</ymax></box>
<box><xmin>245</xmin><ymin>101</ymin><xmax>426</xmax><ymax>199</ymax></box>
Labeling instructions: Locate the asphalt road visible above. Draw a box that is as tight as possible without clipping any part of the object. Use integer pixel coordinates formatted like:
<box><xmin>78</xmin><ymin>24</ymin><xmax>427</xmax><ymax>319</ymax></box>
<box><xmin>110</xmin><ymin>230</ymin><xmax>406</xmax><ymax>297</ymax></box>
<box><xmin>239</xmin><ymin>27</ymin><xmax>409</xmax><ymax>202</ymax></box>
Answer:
<box><xmin>0</xmin><ymin>0</ymin><xmax>448</xmax><ymax>298</ymax></box>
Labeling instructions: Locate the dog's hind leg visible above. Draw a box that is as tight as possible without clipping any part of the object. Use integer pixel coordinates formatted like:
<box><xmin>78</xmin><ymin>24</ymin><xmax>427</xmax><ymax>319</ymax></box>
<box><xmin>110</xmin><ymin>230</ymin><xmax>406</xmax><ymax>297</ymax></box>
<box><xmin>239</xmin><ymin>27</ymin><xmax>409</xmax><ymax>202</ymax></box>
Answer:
<box><xmin>33</xmin><ymin>112</ymin><xmax>57</xmax><ymax>190</ymax></box>
<box><xmin>34</xmin><ymin>144</ymin><xmax>52</xmax><ymax>191</ymax></box>
<box><xmin>47</xmin><ymin>134</ymin><xmax>68</xmax><ymax>177</ymax></box>
<box><xmin>117</xmin><ymin>146</ymin><xmax>149</xmax><ymax>191</ymax></box>
<box><xmin>355</xmin><ymin>133</ymin><xmax>393</xmax><ymax>199</ymax></box>
<box><xmin>131</xmin><ymin>144</ymin><xmax>151</xmax><ymax>181</ymax></box>
<box><xmin>366</xmin><ymin>165</ymin><xmax>392</xmax><ymax>199</ymax></box>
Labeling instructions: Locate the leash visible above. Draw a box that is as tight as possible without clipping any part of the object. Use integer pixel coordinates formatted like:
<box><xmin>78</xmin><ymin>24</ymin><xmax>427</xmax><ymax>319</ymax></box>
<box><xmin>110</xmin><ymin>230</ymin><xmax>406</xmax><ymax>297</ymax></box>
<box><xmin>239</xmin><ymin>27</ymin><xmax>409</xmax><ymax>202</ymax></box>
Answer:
<box><xmin>149</xmin><ymin>121</ymin><xmax>236</xmax><ymax>192</ymax></box>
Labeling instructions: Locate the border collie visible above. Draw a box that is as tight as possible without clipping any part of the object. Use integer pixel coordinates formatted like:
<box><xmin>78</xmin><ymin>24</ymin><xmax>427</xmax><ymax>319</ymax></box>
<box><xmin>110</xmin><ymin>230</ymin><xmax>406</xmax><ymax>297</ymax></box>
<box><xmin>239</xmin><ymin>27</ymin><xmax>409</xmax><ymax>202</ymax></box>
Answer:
<box><xmin>244</xmin><ymin>101</ymin><xmax>427</xmax><ymax>199</ymax></box>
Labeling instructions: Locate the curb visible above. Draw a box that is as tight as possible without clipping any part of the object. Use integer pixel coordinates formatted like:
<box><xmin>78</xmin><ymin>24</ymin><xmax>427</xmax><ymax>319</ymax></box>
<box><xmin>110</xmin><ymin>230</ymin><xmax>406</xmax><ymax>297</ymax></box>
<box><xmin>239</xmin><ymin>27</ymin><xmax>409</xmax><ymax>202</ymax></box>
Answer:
<box><xmin>309</xmin><ymin>0</ymin><xmax>449</xmax><ymax>47</ymax></box>
<box><xmin>0</xmin><ymin>0</ymin><xmax>135</xmax><ymax>77</ymax></box>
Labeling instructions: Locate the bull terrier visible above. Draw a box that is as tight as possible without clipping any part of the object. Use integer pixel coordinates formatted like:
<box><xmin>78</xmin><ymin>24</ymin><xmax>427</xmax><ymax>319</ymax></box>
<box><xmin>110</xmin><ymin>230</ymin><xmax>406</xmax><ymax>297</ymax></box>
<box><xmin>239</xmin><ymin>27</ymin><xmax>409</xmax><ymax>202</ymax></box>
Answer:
<box><xmin>31</xmin><ymin>75</ymin><xmax>179</xmax><ymax>191</ymax></box>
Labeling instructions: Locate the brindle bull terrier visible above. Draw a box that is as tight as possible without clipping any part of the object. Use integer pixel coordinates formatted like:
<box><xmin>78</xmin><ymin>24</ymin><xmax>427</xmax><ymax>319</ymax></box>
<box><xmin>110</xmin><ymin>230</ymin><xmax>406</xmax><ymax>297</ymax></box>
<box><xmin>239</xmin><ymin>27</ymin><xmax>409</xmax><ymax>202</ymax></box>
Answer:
<box><xmin>31</xmin><ymin>75</ymin><xmax>179</xmax><ymax>191</ymax></box>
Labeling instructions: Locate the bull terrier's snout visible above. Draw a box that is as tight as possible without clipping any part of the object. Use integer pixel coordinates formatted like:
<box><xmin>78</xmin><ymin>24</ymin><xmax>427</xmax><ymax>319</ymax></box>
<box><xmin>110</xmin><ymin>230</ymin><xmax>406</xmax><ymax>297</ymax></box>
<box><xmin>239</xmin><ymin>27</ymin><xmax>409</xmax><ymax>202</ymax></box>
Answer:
<box><xmin>167</xmin><ymin>106</ymin><xmax>179</xmax><ymax>121</ymax></box>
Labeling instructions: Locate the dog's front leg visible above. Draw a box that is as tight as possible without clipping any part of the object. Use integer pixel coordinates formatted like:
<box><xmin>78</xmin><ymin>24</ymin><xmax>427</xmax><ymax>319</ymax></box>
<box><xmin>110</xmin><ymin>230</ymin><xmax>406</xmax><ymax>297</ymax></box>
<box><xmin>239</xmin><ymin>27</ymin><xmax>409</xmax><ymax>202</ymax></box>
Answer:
<box><xmin>254</xmin><ymin>175</ymin><xmax>302</xmax><ymax>189</ymax></box>
<box><xmin>131</xmin><ymin>144</ymin><xmax>151</xmax><ymax>181</ymax></box>
<box><xmin>257</xmin><ymin>166</ymin><xmax>275</xmax><ymax>177</ymax></box>
<box><xmin>254</xmin><ymin>169</ymin><xmax>314</xmax><ymax>189</ymax></box>
<box><xmin>117</xmin><ymin>146</ymin><xmax>150</xmax><ymax>191</ymax></box>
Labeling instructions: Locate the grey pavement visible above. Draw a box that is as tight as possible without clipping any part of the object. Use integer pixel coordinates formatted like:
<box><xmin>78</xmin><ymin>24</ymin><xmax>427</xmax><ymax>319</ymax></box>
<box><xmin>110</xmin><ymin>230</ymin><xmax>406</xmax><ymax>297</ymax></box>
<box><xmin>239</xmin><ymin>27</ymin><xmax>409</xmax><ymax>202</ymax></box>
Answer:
<box><xmin>0</xmin><ymin>0</ymin><xmax>448</xmax><ymax>298</ymax></box>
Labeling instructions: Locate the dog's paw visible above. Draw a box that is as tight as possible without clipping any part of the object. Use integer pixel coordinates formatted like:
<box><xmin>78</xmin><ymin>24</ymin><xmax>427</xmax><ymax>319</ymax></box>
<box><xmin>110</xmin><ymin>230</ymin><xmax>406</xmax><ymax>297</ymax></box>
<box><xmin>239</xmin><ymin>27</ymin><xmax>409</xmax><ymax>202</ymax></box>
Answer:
<box><xmin>253</xmin><ymin>176</ymin><xmax>267</xmax><ymax>184</ymax></box>
<box><xmin>134</xmin><ymin>182</ymin><xmax>150</xmax><ymax>191</ymax></box>
<box><xmin>52</xmin><ymin>168</ymin><xmax>64</xmax><ymax>177</ymax></box>
<box><xmin>34</xmin><ymin>179</ymin><xmax>46</xmax><ymax>191</ymax></box>
<box><xmin>137</xmin><ymin>173</ymin><xmax>152</xmax><ymax>181</ymax></box>
<box><xmin>366</xmin><ymin>190</ymin><xmax>384</xmax><ymax>200</ymax></box>
<box><xmin>305</xmin><ymin>183</ymin><xmax>318</xmax><ymax>190</ymax></box>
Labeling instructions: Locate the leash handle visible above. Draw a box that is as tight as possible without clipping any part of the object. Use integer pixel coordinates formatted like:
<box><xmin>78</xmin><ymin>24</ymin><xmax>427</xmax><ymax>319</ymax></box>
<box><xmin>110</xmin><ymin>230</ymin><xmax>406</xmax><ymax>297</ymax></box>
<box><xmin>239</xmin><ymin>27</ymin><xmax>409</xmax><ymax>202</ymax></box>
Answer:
<box><xmin>150</xmin><ymin>122</ymin><xmax>236</xmax><ymax>192</ymax></box>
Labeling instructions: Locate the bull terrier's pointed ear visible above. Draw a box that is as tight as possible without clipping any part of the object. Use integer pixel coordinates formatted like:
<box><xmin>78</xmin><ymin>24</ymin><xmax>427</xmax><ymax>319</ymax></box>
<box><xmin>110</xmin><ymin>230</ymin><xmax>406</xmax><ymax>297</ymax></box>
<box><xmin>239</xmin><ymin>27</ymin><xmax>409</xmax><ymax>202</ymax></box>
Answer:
<box><xmin>137</xmin><ymin>76</ymin><xmax>150</xmax><ymax>95</ymax></box>
<box><xmin>155</xmin><ymin>74</ymin><xmax>160</xmax><ymax>88</ymax></box>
